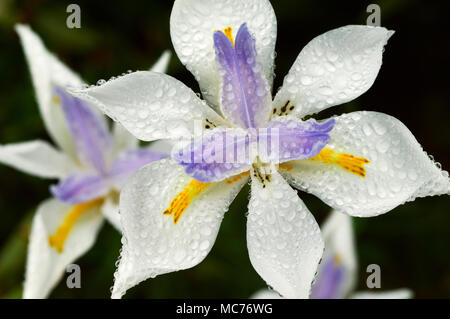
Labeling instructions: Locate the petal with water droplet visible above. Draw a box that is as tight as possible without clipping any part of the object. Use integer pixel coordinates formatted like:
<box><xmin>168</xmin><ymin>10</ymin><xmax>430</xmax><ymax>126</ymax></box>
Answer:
<box><xmin>172</xmin><ymin>127</ymin><xmax>252</xmax><ymax>182</ymax></box>
<box><xmin>214</xmin><ymin>23</ymin><xmax>272</xmax><ymax>128</ymax></box>
<box><xmin>111</xmin><ymin>159</ymin><xmax>247</xmax><ymax>298</ymax></box>
<box><xmin>282</xmin><ymin>111</ymin><xmax>450</xmax><ymax>217</ymax></box>
<box><xmin>247</xmin><ymin>170</ymin><xmax>323</xmax><ymax>298</ymax></box>
<box><xmin>170</xmin><ymin>0</ymin><xmax>277</xmax><ymax>110</ymax></box>
<box><xmin>273</xmin><ymin>25</ymin><xmax>394</xmax><ymax>118</ymax></box>
<box><xmin>69</xmin><ymin>72</ymin><xmax>225</xmax><ymax>142</ymax></box>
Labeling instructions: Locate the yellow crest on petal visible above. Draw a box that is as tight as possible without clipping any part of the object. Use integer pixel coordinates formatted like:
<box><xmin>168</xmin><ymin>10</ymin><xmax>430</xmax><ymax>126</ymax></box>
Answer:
<box><xmin>48</xmin><ymin>198</ymin><xmax>103</xmax><ymax>253</ymax></box>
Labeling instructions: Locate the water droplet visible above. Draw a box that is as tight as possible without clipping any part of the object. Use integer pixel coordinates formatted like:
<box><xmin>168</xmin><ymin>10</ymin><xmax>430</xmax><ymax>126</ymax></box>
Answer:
<box><xmin>300</xmin><ymin>76</ymin><xmax>312</xmax><ymax>85</ymax></box>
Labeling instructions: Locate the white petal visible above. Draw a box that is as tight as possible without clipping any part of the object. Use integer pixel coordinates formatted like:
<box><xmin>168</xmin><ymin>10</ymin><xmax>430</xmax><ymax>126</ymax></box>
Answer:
<box><xmin>282</xmin><ymin>111</ymin><xmax>450</xmax><ymax>217</ymax></box>
<box><xmin>351</xmin><ymin>288</ymin><xmax>413</xmax><ymax>299</ymax></box>
<box><xmin>149</xmin><ymin>50</ymin><xmax>171</xmax><ymax>73</ymax></box>
<box><xmin>111</xmin><ymin>51</ymin><xmax>173</xmax><ymax>151</ymax></box>
<box><xmin>320</xmin><ymin>210</ymin><xmax>357</xmax><ymax>297</ymax></box>
<box><xmin>111</xmin><ymin>158</ymin><xmax>247</xmax><ymax>298</ymax></box>
<box><xmin>170</xmin><ymin>0</ymin><xmax>277</xmax><ymax>108</ymax></box>
<box><xmin>24</xmin><ymin>199</ymin><xmax>104</xmax><ymax>298</ymax></box>
<box><xmin>247</xmin><ymin>170</ymin><xmax>324</xmax><ymax>299</ymax></box>
<box><xmin>112</xmin><ymin>123</ymin><xmax>139</xmax><ymax>151</ymax></box>
<box><xmin>147</xmin><ymin>139</ymin><xmax>175</xmax><ymax>154</ymax></box>
<box><xmin>15</xmin><ymin>24</ymin><xmax>81</xmax><ymax>156</ymax></box>
<box><xmin>69</xmin><ymin>71</ymin><xmax>225</xmax><ymax>142</ymax></box>
<box><xmin>0</xmin><ymin>140</ymin><xmax>78</xmax><ymax>179</ymax></box>
<box><xmin>273</xmin><ymin>25</ymin><xmax>393</xmax><ymax>118</ymax></box>
<box><xmin>101</xmin><ymin>194</ymin><xmax>122</xmax><ymax>231</ymax></box>
<box><xmin>250</xmin><ymin>289</ymin><xmax>283</xmax><ymax>299</ymax></box>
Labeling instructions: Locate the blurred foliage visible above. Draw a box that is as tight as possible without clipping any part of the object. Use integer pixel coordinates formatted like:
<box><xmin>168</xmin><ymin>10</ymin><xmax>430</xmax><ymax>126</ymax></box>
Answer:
<box><xmin>0</xmin><ymin>0</ymin><xmax>449</xmax><ymax>298</ymax></box>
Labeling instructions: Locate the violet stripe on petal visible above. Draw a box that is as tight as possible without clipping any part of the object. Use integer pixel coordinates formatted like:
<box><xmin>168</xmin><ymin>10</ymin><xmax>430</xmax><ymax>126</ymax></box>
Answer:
<box><xmin>109</xmin><ymin>148</ymin><xmax>168</xmax><ymax>187</ymax></box>
<box><xmin>50</xmin><ymin>173</ymin><xmax>109</xmax><ymax>205</ymax></box>
<box><xmin>55</xmin><ymin>86</ymin><xmax>112</xmax><ymax>174</ymax></box>
<box><xmin>310</xmin><ymin>254</ymin><xmax>346</xmax><ymax>299</ymax></box>
<box><xmin>172</xmin><ymin>129</ymin><xmax>252</xmax><ymax>183</ymax></box>
<box><xmin>262</xmin><ymin>118</ymin><xmax>335</xmax><ymax>163</ymax></box>
<box><xmin>214</xmin><ymin>23</ymin><xmax>271</xmax><ymax>129</ymax></box>
<box><xmin>171</xmin><ymin>118</ymin><xmax>334</xmax><ymax>182</ymax></box>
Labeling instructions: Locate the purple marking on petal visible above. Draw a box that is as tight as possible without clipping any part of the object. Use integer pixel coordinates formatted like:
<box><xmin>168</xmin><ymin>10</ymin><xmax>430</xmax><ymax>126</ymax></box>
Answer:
<box><xmin>311</xmin><ymin>254</ymin><xmax>346</xmax><ymax>299</ymax></box>
<box><xmin>263</xmin><ymin>118</ymin><xmax>335</xmax><ymax>163</ymax></box>
<box><xmin>214</xmin><ymin>23</ymin><xmax>271</xmax><ymax>129</ymax></box>
<box><xmin>172</xmin><ymin>129</ymin><xmax>252</xmax><ymax>182</ymax></box>
<box><xmin>50</xmin><ymin>174</ymin><xmax>109</xmax><ymax>205</ymax></box>
<box><xmin>55</xmin><ymin>87</ymin><xmax>113</xmax><ymax>174</ymax></box>
<box><xmin>109</xmin><ymin>148</ymin><xmax>168</xmax><ymax>187</ymax></box>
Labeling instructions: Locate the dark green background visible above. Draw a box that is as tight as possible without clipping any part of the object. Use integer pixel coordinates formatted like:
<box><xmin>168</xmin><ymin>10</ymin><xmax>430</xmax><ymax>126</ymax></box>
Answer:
<box><xmin>0</xmin><ymin>0</ymin><xmax>449</xmax><ymax>298</ymax></box>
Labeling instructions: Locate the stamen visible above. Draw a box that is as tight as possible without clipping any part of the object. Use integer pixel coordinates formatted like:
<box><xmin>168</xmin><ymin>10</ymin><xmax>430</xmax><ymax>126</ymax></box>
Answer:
<box><xmin>272</xmin><ymin>100</ymin><xmax>295</xmax><ymax>117</ymax></box>
<box><xmin>48</xmin><ymin>197</ymin><xmax>104</xmax><ymax>253</ymax></box>
<box><xmin>223</xmin><ymin>27</ymin><xmax>234</xmax><ymax>46</ymax></box>
<box><xmin>163</xmin><ymin>180</ymin><xmax>210</xmax><ymax>224</ymax></box>
<box><xmin>309</xmin><ymin>148</ymin><xmax>370</xmax><ymax>177</ymax></box>
<box><xmin>252</xmin><ymin>159</ymin><xmax>272</xmax><ymax>188</ymax></box>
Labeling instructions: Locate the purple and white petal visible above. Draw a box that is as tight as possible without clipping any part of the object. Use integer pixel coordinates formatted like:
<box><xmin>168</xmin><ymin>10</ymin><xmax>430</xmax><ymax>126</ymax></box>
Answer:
<box><xmin>170</xmin><ymin>0</ymin><xmax>277</xmax><ymax>110</ymax></box>
<box><xmin>112</xmin><ymin>159</ymin><xmax>247</xmax><ymax>298</ymax></box>
<box><xmin>261</xmin><ymin>117</ymin><xmax>334</xmax><ymax>163</ymax></box>
<box><xmin>320</xmin><ymin>211</ymin><xmax>357</xmax><ymax>297</ymax></box>
<box><xmin>15</xmin><ymin>24</ymin><xmax>82</xmax><ymax>157</ymax></box>
<box><xmin>50</xmin><ymin>173</ymin><xmax>109</xmax><ymax>205</ymax></box>
<box><xmin>172</xmin><ymin>128</ymin><xmax>252</xmax><ymax>182</ymax></box>
<box><xmin>282</xmin><ymin>111</ymin><xmax>450</xmax><ymax>217</ymax></box>
<box><xmin>55</xmin><ymin>87</ymin><xmax>113</xmax><ymax>174</ymax></box>
<box><xmin>310</xmin><ymin>255</ymin><xmax>345</xmax><ymax>299</ymax></box>
<box><xmin>109</xmin><ymin>148</ymin><xmax>168</xmax><ymax>188</ymax></box>
<box><xmin>214</xmin><ymin>23</ymin><xmax>272</xmax><ymax>128</ymax></box>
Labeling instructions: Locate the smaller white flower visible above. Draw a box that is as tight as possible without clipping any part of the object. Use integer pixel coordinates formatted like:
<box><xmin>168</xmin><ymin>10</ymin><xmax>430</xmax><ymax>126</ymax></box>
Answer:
<box><xmin>251</xmin><ymin>210</ymin><xmax>413</xmax><ymax>299</ymax></box>
<box><xmin>0</xmin><ymin>25</ymin><xmax>171</xmax><ymax>298</ymax></box>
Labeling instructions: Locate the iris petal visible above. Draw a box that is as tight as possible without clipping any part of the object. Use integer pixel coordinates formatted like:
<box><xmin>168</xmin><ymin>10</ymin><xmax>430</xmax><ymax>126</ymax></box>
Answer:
<box><xmin>55</xmin><ymin>87</ymin><xmax>113</xmax><ymax>174</ymax></box>
<box><xmin>214</xmin><ymin>23</ymin><xmax>272</xmax><ymax>128</ymax></box>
